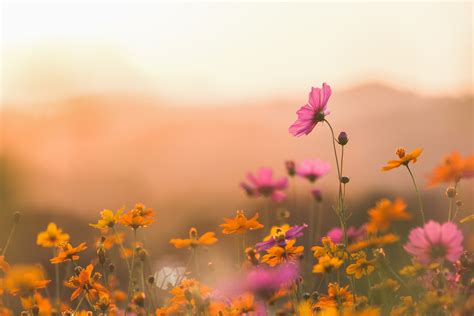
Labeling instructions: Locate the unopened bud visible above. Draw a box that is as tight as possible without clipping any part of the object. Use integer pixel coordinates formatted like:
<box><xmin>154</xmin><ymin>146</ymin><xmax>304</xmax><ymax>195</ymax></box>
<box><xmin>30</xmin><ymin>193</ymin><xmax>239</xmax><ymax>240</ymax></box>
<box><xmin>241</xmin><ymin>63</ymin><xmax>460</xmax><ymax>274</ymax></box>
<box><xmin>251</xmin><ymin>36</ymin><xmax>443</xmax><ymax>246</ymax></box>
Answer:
<box><xmin>446</xmin><ymin>187</ymin><xmax>456</xmax><ymax>198</ymax></box>
<box><xmin>108</xmin><ymin>263</ymin><xmax>115</xmax><ymax>273</ymax></box>
<box><xmin>456</xmin><ymin>200</ymin><xmax>462</xmax><ymax>207</ymax></box>
<box><xmin>147</xmin><ymin>275</ymin><xmax>155</xmax><ymax>285</ymax></box>
<box><xmin>285</xmin><ymin>160</ymin><xmax>296</xmax><ymax>177</ymax></box>
<box><xmin>311</xmin><ymin>189</ymin><xmax>322</xmax><ymax>202</ymax></box>
<box><xmin>74</xmin><ymin>266</ymin><xmax>83</xmax><ymax>276</ymax></box>
<box><xmin>337</xmin><ymin>132</ymin><xmax>348</xmax><ymax>145</ymax></box>
<box><xmin>341</xmin><ymin>176</ymin><xmax>350</xmax><ymax>184</ymax></box>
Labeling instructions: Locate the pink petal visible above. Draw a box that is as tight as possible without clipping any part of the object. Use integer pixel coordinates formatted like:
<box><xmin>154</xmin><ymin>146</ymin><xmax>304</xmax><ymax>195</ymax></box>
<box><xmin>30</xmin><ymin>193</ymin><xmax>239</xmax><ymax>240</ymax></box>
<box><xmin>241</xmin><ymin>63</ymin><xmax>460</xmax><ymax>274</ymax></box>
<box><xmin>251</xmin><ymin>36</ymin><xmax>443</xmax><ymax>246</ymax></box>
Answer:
<box><xmin>423</xmin><ymin>221</ymin><xmax>442</xmax><ymax>244</ymax></box>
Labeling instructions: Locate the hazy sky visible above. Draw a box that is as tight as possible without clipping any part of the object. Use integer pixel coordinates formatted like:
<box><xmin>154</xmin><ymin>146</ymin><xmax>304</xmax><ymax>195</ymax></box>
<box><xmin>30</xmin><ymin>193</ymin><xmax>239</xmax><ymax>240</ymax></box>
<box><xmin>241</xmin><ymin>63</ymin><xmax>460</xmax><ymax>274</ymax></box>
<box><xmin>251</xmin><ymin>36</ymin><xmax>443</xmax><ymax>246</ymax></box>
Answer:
<box><xmin>1</xmin><ymin>2</ymin><xmax>472</xmax><ymax>106</ymax></box>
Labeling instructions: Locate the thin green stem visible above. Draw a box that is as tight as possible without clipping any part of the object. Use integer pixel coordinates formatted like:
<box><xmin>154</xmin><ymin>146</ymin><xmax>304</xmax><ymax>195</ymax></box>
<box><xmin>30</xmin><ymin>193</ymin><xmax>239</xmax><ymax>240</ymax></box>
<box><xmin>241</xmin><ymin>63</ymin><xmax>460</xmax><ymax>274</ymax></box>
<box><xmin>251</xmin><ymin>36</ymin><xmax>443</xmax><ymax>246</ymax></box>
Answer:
<box><xmin>1</xmin><ymin>221</ymin><xmax>17</xmax><ymax>257</ymax></box>
<box><xmin>74</xmin><ymin>293</ymin><xmax>86</xmax><ymax>313</ymax></box>
<box><xmin>405</xmin><ymin>165</ymin><xmax>425</xmax><ymax>224</ymax></box>
<box><xmin>127</xmin><ymin>229</ymin><xmax>138</xmax><ymax>301</ymax></box>
<box><xmin>448</xmin><ymin>181</ymin><xmax>459</xmax><ymax>221</ymax></box>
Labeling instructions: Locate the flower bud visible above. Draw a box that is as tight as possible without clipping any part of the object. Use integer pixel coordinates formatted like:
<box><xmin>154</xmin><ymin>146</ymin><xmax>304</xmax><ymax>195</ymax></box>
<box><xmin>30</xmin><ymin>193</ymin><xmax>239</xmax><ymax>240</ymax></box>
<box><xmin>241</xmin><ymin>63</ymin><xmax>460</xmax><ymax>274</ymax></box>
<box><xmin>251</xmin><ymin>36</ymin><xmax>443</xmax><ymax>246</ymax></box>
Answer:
<box><xmin>337</xmin><ymin>132</ymin><xmax>348</xmax><ymax>145</ymax></box>
<box><xmin>13</xmin><ymin>211</ymin><xmax>21</xmax><ymax>224</ymax></box>
<box><xmin>446</xmin><ymin>187</ymin><xmax>456</xmax><ymax>198</ymax></box>
<box><xmin>148</xmin><ymin>275</ymin><xmax>155</xmax><ymax>285</ymax></box>
<box><xmin>311</xmin><ymin>189</ymin><xmax>323</xmax><ymax>202</ymax></box>
<box><xmin>132</xmin><ymin>292</ymin><xmax>145</xmax><ymax>308</ymax></box>
<box><xmin>341</xmin><ymin>176</ymin><xmax>350</xmax><ymax>184</ymax></box>
<box><xmin>456</xmin><ymin>200</ymin><xmax>462</xmax><ymax>207</ymax></box>
<box><xmin>285</xmin><ymin>160</ymin><xmax>296</xmax><ymax>177</ymax></box>
<box><xmin>108</xmin><ymin>263</ymin><xmax>115</xmax><ymax>273</ymax></box>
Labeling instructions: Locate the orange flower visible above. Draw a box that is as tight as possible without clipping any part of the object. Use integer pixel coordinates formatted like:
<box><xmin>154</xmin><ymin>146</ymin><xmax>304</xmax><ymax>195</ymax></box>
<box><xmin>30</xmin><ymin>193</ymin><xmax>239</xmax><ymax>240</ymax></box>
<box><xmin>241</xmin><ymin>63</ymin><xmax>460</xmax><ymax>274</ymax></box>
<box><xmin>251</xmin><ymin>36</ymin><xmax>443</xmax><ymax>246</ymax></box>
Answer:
<box><xmin>427</xmin><ymin>151</ymin><xmax>474</xmax><ymax>187</ymax></box>
<box><xmin>348</xmin><ymin>233</ymin><xmax>399</xmax><ymax>253</ymax></box>
<box><xmin>346</xmin><ymin>253</ymin><xmax>375</xmax><ymax>279</ymax></box>
<box><xmin>20</xmin><ymin>292</ymin><xmax>52</xmax><ymax>315</ymax></box>
<box><xmin>261</xmin><ymin>239</ymin><xmax>303</xmax><ymax>267</ymax></box>
<box><xmin>94</xmin><ymin>293</ymin><xmax>117</xmax><ymax>313</ymax></box>
<box><xmin>4</xmin><ymin>265</ymin><xmax>51</xmax><ymax>296</ymax></box>
<box><xmin>220</xmin><ymin>210</ymin><xmax>263</xmax><ymax>234</ymax></box>
<box><xmin>119</xmin><ymin>203</ymin><xmax>155</xmax><ymax>229</ymax></box>
<box><xmin>316</xmin><ymin>283</ymin><xmax>354</xmax><ymax>308</ymax></box>
<box><xmin>169</xmin><ymin>279</ymin><xmax>211</xmax><ymax>305</ymax></box>
<box><xmin>96</xmin><ymin>231</ymin><xmax>124</xmax><ymax>250</ymax></box>
<box><xmin>230</xmin><ymin>292</ymin><xmax>256</xmax><ymax>314</ymax></box>
<box><xmin>90</xmin><ymin>208</ymin><xmax>123</xmax><ymax>230</ymax></box>
<box><xmin>170</xmin><ymin>228</ymin><xmax>218</xmax><ymax>249</ymax></box>
<box><xmin>312</xmin><ymin>255</ymin><xmax>343</xmax><ymax>274</ymax></box>
<box><xmin>382</xmin><ymin>147</ymin><xmax>423</xmax><ymax>171</ymax></box>
<box><xmin>50</xmin><ymin>242</ymin><xmax>87</xmax><ymax>264</ymax></box>
<box><xmin>36</xmin><ymin>223</ymin><xmax>70</xmax><ymax>248</ymax></box>
<box><xmin>64</xmin><ymin>264</ymin><xmax>107</xmax><ymax>301</ymax></box>
<box><xmin>366</xmin><ymin>198</ymin><xmax>412</xmax><ymax>233</ymax></box>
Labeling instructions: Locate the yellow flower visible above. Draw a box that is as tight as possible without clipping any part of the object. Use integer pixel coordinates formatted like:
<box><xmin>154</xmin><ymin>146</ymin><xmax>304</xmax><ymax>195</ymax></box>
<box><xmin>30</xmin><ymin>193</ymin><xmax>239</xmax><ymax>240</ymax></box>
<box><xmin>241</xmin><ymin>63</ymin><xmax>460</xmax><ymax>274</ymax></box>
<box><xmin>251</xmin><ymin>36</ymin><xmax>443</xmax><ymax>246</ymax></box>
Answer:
<box><xmin>382</xmin><ymin>147</ymin><xmax>423</xmax><ymax>171</ymax></box>
<box><xmin>346</xmin><ymin>253</ymin><xmax>375</xmax><ymax>279</ymax></box>
<box><xmin>36</xmin><ymin>223</ymin><xmax>70</xmax><ymax>248</ymax></box>
<box><xmin>4</xmin><ymin>265</ymin><xmax>51</xmax><ymax>296</ymax></box>
<box><xmin>90</xmin><ymin>208</ymin><xmax>123</xmax><ymax>230</ymax></box>
<box><xmin>367</xmin><ymin>198</ymin><xmax>412</xmax><ymax>233</ymax></box>
<box><xmin>316</xmin><ymin>283</ymin><xmax>353</xmax><ymax>309</ymax></box>
<box><xmin>264</xmin><ymin>224</ymin><xmax>290</xmax><ymax>241</ymax></box>
<box><xmin>169</xmin><ymin>279</ymin><xmax>211</xmax><ymax>306</ymax></box>
<box><xmin>119</xmin><ymin>203</ymin><xmax>155</xmax><ymax>229</ymax></box>
<box><xmin>313</xmin><ymin>255</ymin><xmax>343</xmax><ymax>274</ymax></box>
<box><xmin>50</xmin><ymin>242</ymin><xmax>87</xmax><ymax>264</ymax></box>
<box><xmin>261</xmin><ymin>239</ymin><xmax>303</xmax><ymax>267</ymax></box>
<box><xmin>220</xmin><ymin>210</ymin><xmax>263</xmax><ymax>234</ymax></box>
<box><xmin>390</xmin><ymin>296</ymin><xmax>417</xmax><ymax>316</ymax></box>
<box><xmin>312</xmin><ymin>237</ymin><xmax>346</xmax><ymax>260</ymax></box>
<box><xmin>348</xmin><ymin>233</ymin><xmax>399</xmax><ymax>253</ymax></box>
<box><xmin>170</xmin><ymin>228</ymin><xmax>218</xmax><ymax>249</ymax></box>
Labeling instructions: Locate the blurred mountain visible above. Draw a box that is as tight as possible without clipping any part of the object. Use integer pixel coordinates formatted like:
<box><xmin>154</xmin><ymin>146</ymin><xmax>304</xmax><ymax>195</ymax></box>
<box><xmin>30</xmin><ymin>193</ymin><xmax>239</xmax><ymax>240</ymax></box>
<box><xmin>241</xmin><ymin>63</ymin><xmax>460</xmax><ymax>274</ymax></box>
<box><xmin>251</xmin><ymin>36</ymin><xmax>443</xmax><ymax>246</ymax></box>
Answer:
<box><xmin>1</xmin><ymin>83</ymin><xmax>473</xmax><ymax>225</ymax></box>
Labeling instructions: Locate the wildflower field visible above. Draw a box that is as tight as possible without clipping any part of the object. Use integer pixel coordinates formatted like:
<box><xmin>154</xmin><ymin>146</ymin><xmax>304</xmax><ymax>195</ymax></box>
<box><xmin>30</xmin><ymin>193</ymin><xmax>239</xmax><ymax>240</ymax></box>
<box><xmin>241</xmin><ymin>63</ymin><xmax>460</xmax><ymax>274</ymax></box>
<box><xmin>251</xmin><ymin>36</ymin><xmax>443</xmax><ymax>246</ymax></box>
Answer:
<box><xmin>0</xmin><ymin>82</ymin><xmax>472</xmax><ymax>316</ymax></box>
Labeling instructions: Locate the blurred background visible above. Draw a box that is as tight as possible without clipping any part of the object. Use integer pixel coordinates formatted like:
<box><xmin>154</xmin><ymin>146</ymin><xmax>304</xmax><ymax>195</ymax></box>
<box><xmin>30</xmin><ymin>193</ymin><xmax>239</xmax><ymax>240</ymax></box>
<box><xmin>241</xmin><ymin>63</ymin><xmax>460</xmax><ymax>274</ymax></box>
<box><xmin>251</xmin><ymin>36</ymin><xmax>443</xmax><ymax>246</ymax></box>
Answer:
<box><xmin>1</xmin><ymin>2</ymin><xmax>473</xmax><ymax>273</ymax></box>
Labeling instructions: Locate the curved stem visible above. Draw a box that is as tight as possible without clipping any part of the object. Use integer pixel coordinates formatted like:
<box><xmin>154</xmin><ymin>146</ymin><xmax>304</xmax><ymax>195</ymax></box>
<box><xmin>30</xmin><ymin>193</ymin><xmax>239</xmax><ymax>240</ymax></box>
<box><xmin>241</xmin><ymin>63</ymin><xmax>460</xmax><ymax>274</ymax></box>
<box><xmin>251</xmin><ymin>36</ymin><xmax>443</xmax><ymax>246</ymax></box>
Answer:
<box><xmin>1</xmin><ymin>221</ymin><xmax>17</xmax><ymax>256</ymax></box>
<box><xmin>405</xmin><ymin>165</ymin><xmax>425</xmax><ymax>224</ymax></box>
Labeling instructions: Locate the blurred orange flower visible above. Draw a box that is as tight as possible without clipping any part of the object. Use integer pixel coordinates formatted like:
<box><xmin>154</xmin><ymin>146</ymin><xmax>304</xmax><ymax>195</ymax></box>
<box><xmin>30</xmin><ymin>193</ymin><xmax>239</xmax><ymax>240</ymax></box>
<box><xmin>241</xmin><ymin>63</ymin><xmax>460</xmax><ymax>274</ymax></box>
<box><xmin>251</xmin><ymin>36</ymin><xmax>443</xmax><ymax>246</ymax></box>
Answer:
<box><xmin>382</xmin><ymin>147</ymin><xmax>423</xmax><ymax>171</ymax></box>
<box><xmin>348</xmin><ymin>233</ymin><xmax>399</xmax><ymax>252</ymax></box>
<box><xmin>50</xmin><ymin>242</ymin><xmax>87</xmax><ymax>264</ymax></box>
<box><xmin>65</xmin><ymin>264</ymin><xmax>107</xmax><ymax>301</ymax></box>
<box><xmin>261</xmin><ymin>239</ymin><xmax>303</xmax><ymax>267</ymax></box>
<box><xmin>20</xmin><ymin>292</ymin><xmax>52</xmax><ymax>315</ymax></box>
<box><xmin>170</xmin><ymin>228</ymin><xmax>217</xmax><ymax>249</ymax></box>
<box><xmin>0</xmin><ymin>256</ymin><xmax>10</xmax><ymax>273</ymax></box>
<box><xmin>313</xmin><ymin>255</ymin><xmax>343</xmax><ymax>274</ymax></box>
<box><xmin>169</xmin><ymin>279</ymin><xmax>211</xmax><ymax>305</ymax></box>
<box><xmin>230</xmin><ymin>292</ymin><xmax>256</xmax><ymax>314</ymax></box>
<box><xmin>220</xmin><ymin>210</ymin><xmax>263</xmax><ymax>234</ymax></box>
<box><xmin>119</xmin><ymin>203</ymin><xmax>154</xmax><ymax>229</ymax></box>
<box><xmin>367</xmin><ymin>198</ymin><xmax>412</xmax><ymax>233</ymax></box>
<box><xmin>4</xmin><ymin>265</ymin><xmax>51</xmax><ymax>296</ymax></box>
<box><xmin>316</xmin><ymin>283</ymin><xmax>353</xmax><ymax>308</ymax></box>
<box><xmin>36</xmin><ymin>223</ymin><xmax>70</xmax><ymax>248</ymax></box>
<box><xmin>427</xmin><ymin>151</ymin><xmax>474</xmax><ymax>187</ymax></box>
<box><xmin>90</xmin><ymin>208</ymin><xmax>123</xmax><ymax>230</ymax></box>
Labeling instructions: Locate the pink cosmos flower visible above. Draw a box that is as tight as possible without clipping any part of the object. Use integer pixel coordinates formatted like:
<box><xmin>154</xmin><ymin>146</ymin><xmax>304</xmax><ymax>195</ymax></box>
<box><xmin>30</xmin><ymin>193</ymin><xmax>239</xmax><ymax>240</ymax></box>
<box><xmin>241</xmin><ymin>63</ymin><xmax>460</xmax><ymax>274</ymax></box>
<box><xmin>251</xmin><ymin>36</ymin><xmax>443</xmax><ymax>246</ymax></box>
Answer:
<box><xmin>240</xmin><ymin>167</ymin><xmax>288</xmax><ymax>202</ymax></box>
<box><xmin>404</xmin><ymin>221</ymin><xmax>464</xmax><ymax>264</ymax></box>
<box><xmin>289</xmin><ymin>83</ymin><xmax>332</xmax><ymax>137</ymax></box>
<box><xmin>326</xmin><ymin>226</ymin><xmax>365</xmax><ymax>244</ymax></box>
<box><xmin>296</xmin><ymin>159</ymin><xmax>331</xmax><ymax>182</ymax></box>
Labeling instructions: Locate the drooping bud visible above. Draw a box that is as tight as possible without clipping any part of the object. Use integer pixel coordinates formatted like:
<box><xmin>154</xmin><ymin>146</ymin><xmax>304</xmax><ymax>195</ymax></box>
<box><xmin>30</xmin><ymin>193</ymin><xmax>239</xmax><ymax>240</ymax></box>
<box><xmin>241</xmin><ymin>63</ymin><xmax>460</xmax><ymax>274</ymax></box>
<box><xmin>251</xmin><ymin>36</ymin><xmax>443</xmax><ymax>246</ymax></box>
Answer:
<box><xmin>337</xmin><ymin>132</ymin><xmax>348</xmax><ymax>145</ymax></box>
<box><xmin>108</xmin><ymin>263</ymin><xmax>115</xmax><ymax>273</ymax></box>
<box><xmin>446</xmin><ymin>187</ymin><xmax>457</xmax><ymax>198</ymax></box>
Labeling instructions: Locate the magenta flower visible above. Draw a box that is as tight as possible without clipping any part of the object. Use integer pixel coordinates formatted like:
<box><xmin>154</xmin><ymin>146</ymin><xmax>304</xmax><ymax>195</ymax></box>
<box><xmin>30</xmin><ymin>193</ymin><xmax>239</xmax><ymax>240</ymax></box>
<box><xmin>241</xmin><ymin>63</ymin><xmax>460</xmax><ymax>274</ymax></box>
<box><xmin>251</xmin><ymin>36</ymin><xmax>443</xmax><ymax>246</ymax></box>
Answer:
<box><xmin>296</xmin><ymin>159</ymin><xmax>331</xmax><ymax>182</ymax></box>
<box><xmin>240</xmin><ymin>167</ymin><xmax>288</xmax><ymax>202</ymax></box>
<box><xmin>404</xmin><ymin>221</ymin><xmax>464</xmax><ymax>264</ymax></box>
<box><xmin>326</xmin><ymin>226</ymin><xmax>365</xmax><ymax>244</ymax></box>
<box><xmin>289</xmin><ymin>83</ymin><xmax>332</xmax><ymax>137</ymax></box>
<box><xmin>255</xmin><ymin>224</ymin><xmax>307</xmax><ymax>252</ymax></box>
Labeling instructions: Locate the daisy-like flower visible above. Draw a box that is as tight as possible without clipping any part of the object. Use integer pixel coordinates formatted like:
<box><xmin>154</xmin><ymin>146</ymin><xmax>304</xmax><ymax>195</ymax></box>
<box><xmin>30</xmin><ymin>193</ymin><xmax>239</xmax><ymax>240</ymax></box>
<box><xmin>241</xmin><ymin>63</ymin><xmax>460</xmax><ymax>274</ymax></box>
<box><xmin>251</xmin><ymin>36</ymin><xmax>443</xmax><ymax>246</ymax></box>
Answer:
<box><xmin>65</xmin><ymin>264</ymin><xmax>108</xmax><ymax>301</ymax></box>
<box><xmin>36</xmin><ymin>223</ymin><xmax>70</xmax><ymax>248</ymax></box>
<box><xmin>220</xmin><ymin>210</ymin><xmax>263</xmax><ymax>235</ymax></box>
<box><xmin>119</xmin><ymin>203</ymin><xmax>154</xmax><ymax>230</ymax></box>
<box><xmin>326</xmin><ymin>226</ymin><xmax>365</xmax><ymax>244</ymax></box>
<box><xmin>170</xmin><ymin>228</ymin><xmax>218</xmax><ymax>249</ymax></box>
<box><xmin>255</xmin><ymin>224</ymin><xmax>307</xmax><ymax>252</ymax></box>
<box><xmin>315</xmin><ymin>283</ymin><xmax>353</xmax><ymax>308</ymax></box>
<box><xmin>240</xmin><ymin>167</ymin><xmax>288</xmax><ymax>202</ymax></box>
<box><xmin>366</xmin><ymin>198</ymin><xmax>412</xmax><ymax>233</ymax></box>
<box><xmin>427</xmin><ymin>151</ymin><xmax>474</xmax><ymax>187</ymax></box>
<box><xmin>50</xmin><ymin>242</ymin><xmax>87</xmax><ymax>264</ymax></box>
<box><xmin>4</xmin><ymin>265</ymin><xmax>51</xmax><ymax>297</ymax></box>
<box><xmin>289</xmin><ymin>83</ymin><xmax>332</xmax><ymax>137</ymax></box>
<box><xmin>261</xmin><ymin>240</ymin><xmax>303</xmax><ymax>267</ymax></box>
<box><xmin>90</xmin><ymin>208</ymin><xmax>123</xmax><ymax>230</ymax></box>
<box><xmin>346</xmin><ymin>252</ymin><xmax>375</xmax><ymax>279</ymax></box>
<box><xmin>381</xmin><ymin>147</ymin><xmax>423</xmax><ymax>171</ymax></box>
<box><xmin>312</xmin><ymin>255</ymin><xmax>343</xmax><ymax>274</ymax></box>
<box><xmin>295</xmin><ymin>159</ymin><xmax>331</xmax><ymax>182</ymax></box>
<box><xmin>404</xmin><ymin>221</ymin><xmax>463</xmax><ymax>264</ymax></box>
